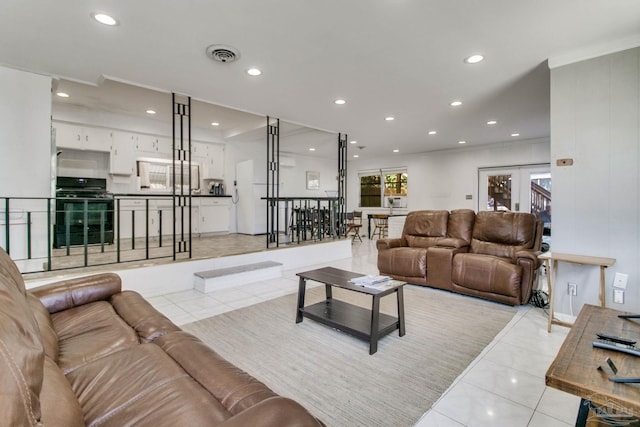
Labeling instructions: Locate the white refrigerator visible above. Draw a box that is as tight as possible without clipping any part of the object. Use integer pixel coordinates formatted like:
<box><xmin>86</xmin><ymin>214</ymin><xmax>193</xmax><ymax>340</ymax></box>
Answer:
<box><xmin>236</xmin><ymin>159</ymin><xmax>267</xmax><ymax>235</ymax></box>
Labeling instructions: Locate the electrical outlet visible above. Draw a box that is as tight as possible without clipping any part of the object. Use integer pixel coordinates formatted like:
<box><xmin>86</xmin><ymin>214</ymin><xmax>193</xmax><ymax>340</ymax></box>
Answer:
<box><xmin>568</xmin><ymin>283</ymin><xmax>577</xmax><ymax>296</ymax></box>
<box><xmin>614</xmin><ymin>289</ymin><xmax>625</xmax><ymax>304</ymax></box>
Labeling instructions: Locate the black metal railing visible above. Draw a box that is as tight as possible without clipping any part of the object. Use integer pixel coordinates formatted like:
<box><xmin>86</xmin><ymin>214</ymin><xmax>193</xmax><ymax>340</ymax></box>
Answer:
<box><xmin>1</xmin><ymin>195</ymin><xmax>183</xmax><ymax>274</ymax></box>
<box><xmin>262</xmin><ymin>197</ymin><xmax>343</xmax><ymax>247</ymax></box>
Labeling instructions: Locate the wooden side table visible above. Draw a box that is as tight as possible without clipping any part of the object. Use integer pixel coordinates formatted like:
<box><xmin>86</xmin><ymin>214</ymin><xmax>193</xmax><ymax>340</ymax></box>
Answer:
<box><xmin>539</xmin><ymin>252</ymin><xmax>616</xmax><ymax>332</ymax></box>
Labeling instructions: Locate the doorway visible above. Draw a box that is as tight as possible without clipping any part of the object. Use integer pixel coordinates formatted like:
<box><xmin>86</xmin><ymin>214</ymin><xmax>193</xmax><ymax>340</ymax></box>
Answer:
<box><xmin>478</xmin><ymin>164</ymin><xmax>551</xmax><ymax>217</ymax></box>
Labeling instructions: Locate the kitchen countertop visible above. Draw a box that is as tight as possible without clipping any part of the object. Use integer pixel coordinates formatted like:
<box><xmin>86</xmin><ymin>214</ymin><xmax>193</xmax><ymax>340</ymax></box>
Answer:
<box><xmin>113</xmin><ymin>193</ymin><xmax>231</xmax><ymax>197</ymax></box>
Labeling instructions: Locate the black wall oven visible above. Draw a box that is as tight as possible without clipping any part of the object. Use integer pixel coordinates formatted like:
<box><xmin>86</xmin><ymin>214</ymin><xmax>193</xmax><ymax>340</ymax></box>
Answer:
<box><xmin>53</xmin><ymin>177</ymin><xmax>114</xmax><ymax>248</ymax></box>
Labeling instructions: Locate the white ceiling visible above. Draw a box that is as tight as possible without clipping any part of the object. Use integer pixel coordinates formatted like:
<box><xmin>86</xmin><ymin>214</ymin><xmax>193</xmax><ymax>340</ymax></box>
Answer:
<box><xmin>2</xmin><ymin>1</ymin><xmax>640</xmax><ymax>159</ymax></box>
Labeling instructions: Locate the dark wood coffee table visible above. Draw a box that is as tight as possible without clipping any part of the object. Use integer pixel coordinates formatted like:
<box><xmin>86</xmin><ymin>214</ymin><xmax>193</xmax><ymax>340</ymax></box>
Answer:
<box><xmin>295</xmin><ymin>266</ymin><xmax>406</xmax><ymax>354</ymax></box>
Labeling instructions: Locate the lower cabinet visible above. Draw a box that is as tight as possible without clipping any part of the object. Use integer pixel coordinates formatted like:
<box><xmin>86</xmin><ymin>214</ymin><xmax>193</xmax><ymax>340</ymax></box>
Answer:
<box><xmin>198</xmin><ymin>198</ymin><xmax>230</xmax><ymax>234</ymax></box>
<box><xmin>115</xmin><ymin>196</ymin><xmax>230</xmax><ymax>240</ymax></box>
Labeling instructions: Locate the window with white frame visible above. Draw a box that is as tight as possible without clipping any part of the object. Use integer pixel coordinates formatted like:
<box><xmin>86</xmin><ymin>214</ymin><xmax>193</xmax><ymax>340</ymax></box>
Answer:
<box><xmin>359</xmin><ymin>168</ymin><xmax>408</xmax><ymax>208</ymax></box>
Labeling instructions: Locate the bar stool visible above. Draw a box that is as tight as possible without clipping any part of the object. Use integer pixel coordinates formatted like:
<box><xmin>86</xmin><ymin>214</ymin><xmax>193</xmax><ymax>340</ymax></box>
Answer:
<box><xmin>371</xmin><ymin>214</ymin><xmax>389</xmax><ymax>239</ymax></box>
<box><xmin>346</xmin><ymin>211</ymin><xmax>363</xmax><ymax>242</ymax></box>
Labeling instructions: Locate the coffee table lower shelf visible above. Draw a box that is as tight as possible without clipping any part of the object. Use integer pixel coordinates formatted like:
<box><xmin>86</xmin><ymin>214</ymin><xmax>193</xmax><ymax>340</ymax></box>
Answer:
<box><xmin>300</xmin><ymin>299</ymin><xmax>399</xmax><ymax>344</ymax></box>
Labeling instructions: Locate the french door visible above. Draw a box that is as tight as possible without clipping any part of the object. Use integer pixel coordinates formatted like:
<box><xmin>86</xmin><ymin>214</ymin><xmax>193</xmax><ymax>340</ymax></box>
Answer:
<box><xmin>478</xmin><ymin>164</ymin><xmax>551</xmax><ymax>214</ymax></box>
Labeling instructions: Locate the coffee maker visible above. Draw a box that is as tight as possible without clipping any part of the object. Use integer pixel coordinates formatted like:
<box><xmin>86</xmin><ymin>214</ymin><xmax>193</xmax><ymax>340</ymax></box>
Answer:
<box><xmin>206</xmin><ymin>179</ymin><xmax>224</xmax><ymax>195</ymax></box>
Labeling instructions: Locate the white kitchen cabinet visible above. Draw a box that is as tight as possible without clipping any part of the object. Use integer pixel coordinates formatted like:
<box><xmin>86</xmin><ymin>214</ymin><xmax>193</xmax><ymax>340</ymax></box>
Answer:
<box><xmin>136</xmin><ymin>135</ymin><xmax>174</xmax><ymax>155</ymax></box>
<box><xmin>85</xmin><ymin>127</ymin><xmax>113</xmax><ymax>152</ymax></box>
<box><xmin>156</xmin><ymin>137</ymin><xmax>173</xmax><ymax>155</ymax></box>
<box><xmin>191</xmin><ymin>141</ymin><xmax>208</xmax><ymax>157</ymax></box>
<box><xmin>198</xmin><ymin>197</ymin><xmax>230</xmax><ymax>234</ymax></box>
<box><xmin>203</xmin><ymin>144</ymin><xmax>225</xmax><ymax>179</ymax></box>
<box><xmin>115</xmin><ymin>198</ymin><xmax>147</xmax><ymax>240</ymax></box>
<box><xmin>54</xmin><ymin>122</ymin><xmax>111</xmax><ymax>152</ymax></box>
<box><xmin>110</xmin><ymin>131</ymin><xmax>136</xmax><ymax>175</ymax></box>
<box><xmin>136</xmin><ymin>134</ymin><xmax>158</xmax><ymax>154</ymax></box>
<box><xmin>154</xmin><ymin>199</ymin><xmax>174</xmax><ymax>237</ymax></box>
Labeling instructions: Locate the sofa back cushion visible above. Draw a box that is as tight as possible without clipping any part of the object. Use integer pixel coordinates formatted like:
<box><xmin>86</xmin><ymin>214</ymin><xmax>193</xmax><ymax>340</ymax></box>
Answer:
<box><xmin>470</xmin><ymin>211</ymin><xmax>538</xmax><ymax>259</ymax></box>
<box><xmin>0</xmin><ymin>247</ymin><xmax>44</xmax><ymax>425</ymax></box>
<box><xmin>403</xmin><ymin>210</ymin><xmax>449</xmax><ymax>248</ymax></box>
<box><xmin>40</xmin><ymin>356</ymin><xmax>84</xmax><ymax>427</ymax></box>
<box><xmin>447</xmin><ymin>209</ymin><xmax>475</xmax><ymax>243</ymax></box>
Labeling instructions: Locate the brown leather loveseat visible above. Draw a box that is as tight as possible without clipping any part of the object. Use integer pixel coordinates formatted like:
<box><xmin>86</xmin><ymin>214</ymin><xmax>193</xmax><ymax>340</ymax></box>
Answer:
<box><xmin>377</xmin><ymin>210</ymin><xmax>542</xmax><ymax>305</ymax></box>
<box><xmin>0</xmin><ymin>247</ymin><xmax>322</xmax><ymax>426</ymax></box>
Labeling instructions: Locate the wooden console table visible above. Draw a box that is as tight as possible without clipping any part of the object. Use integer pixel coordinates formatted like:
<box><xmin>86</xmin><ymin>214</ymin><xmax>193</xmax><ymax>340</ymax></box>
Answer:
<box><xmin>539</xmin><ymin>252</ymin><xmax>616</xmax><ymax>332</ymax></box>
<box><xmin>546</xmin><ymin>304</ymin><xmax>640</xmax><ymax>426</ymax></box>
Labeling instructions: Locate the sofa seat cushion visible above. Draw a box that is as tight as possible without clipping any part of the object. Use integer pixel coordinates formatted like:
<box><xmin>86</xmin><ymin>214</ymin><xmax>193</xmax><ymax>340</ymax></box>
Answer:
<box><xmin>452</xmin><ymin>253</ymin><xmax>522</xmax><ymax>299</ymax></box>
<box><xmin>51</xmin><ymin>301</ymin><xmax>139</xmax><ymax>374</ymax></box>
<box><xmin>66</xmin><ymin>343</ymin><xmax>230</xmax><ymax>427</ymax></box>
<box><xmin>377</xmin><ymin>247</ymin><xmax>427</xmax><ymax>278</ymax></box>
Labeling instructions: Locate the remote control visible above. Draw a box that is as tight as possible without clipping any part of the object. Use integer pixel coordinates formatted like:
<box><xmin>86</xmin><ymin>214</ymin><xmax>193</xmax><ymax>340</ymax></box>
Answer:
<box><xmin>597</xmin><ymin>333</ymin><xmax>637</xmax><ymax>346</ymax></box>
<box><xmin>593</xmin><ymin>339</ymin><xmax>640</xmax><ymax>357</ymax></box>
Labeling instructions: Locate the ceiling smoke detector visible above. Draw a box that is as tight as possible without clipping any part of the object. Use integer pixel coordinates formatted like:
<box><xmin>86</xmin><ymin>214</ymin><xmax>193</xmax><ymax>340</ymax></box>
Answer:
<box><xmin>206</xmin><ymin>45</ymin><xmax>240</xmax><ymax>63</ymax></box>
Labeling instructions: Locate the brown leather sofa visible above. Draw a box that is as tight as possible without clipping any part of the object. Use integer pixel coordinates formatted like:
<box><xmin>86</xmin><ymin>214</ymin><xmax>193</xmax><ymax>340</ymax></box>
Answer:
<box><xmin>377</xmin><ymin>210</ymin><xmax>542</xmax><ymax>306</ymax></box>
<box><xmin>0</xmin><ymin>247</ymin><xmax>323</xmax><ymax>427</ymax></box>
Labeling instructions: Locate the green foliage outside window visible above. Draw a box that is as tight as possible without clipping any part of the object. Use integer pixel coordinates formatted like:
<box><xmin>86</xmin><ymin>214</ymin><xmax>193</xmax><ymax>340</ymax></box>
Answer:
<box><xmin>359</xmin><ymin>171</ymin><xmax>407</xmax><ymax>207</ymax></box>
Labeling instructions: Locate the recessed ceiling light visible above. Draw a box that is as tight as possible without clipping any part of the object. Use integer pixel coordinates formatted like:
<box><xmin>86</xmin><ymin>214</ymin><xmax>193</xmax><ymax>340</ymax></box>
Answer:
<box><xmin>428</xmin><ymin>130</ymin><xmax>437</xmax><ymax>135</ymax></box>
<box><xmin>146</xmin><ymin>110</ymin><xmax>156</xmax><ymax>115</ymax></box>
<box><xmin>450</xmin><ymin>101</ymin><xmax>462</xmax><ymax>107</ymax></box>
<box><xmin>458</xmin><ymin>140</ymin><xmax>466</xmax><ymax>144</ymax></box>
<box><xmin>334</xmin><ymin>99</ymin><xmax>346</xmax><ymax>105</ymax></box>
<box><xmin>56</xmin><ymin>92</ymin><xmax>69</xmax><ymax>98</ymax></box>
<box><xmin>393</xmin><ymin>149</ymin><xmax>399</xmax><ymax>153</ymax></box>
<box><xmin>511</xmin><ymin>133</ymin><xmax>520</xmax><ymax>137</ymax></box>
<box><xmin>247</xmin><ymin>68</ymin><xmax>262</xmax><ymax>76</ymax></box>
<box><xmin>487</xmin><ymin>120</ymin><xmax>497</xmax><ymax>125</ymax></box>
<box><xmin>349</xmin><ymin>140</ymin><xmax>357</xmax><ymax>144</ymax></box>
<box><xmin>464</xmin><ymin>54</ymin><xmax>484</xmax><ymax>64</ymax></box>
<box><xmin>91</xmin><ymin>13</ymin><xmax>118</xmax><ymax>26</ymax></box>
<box><xmin>211</xmin><ymin>122</ymin><xmax>220</xmax><ymax>126</ymax></box>
<box><xmin>309</xmin><ymin>148</ymin><xmax>316</xmax><ymax>151</ymax></box>
<box><xmin>353</xmin><ymin>154</ymin><xmax>359</xmax><ymax>158</ymax></box>
<box><xmin>385</xmin><ymin>116</ymin><xmax>395</xmax><ymax>121</ymax></box>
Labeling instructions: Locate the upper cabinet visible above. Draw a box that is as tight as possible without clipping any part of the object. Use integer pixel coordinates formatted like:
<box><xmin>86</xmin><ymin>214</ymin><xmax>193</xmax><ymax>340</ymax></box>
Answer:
<box><xmin>137</xmin><ymin>134</ymin><xmax>172</xmax><ymax>155</ymax></box>
<box><xmin>53</xmin><ymin>122</ymin><xmax>111</xmax><ymax>152</ymax></box>
<box><xmin>204</xmin><ymin>144</ymin><xmax>225</xmax><ymax>180</ymax></box>
<box><xmin>53</xmin><ymin>121</ymin><xmax>224</xmax><ymax>179</ymax></box>
<box><xmin>110</xmin><ymin>131</ymin><xmax>136</xmax><ymax>175</ymax></box>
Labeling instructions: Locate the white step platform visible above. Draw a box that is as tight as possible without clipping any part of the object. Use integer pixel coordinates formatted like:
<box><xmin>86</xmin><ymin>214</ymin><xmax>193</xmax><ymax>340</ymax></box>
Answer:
<box><xmin>194</xmin><ymin>261</ymin><xmax>283</xmax><ymax>293</ymax></box>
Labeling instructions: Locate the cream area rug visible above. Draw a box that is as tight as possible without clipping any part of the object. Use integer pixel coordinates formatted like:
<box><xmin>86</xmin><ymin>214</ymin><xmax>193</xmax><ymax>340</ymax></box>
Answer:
<box><xmin>182</xmin><ymin>284</ymin><xmax>516</xmax><ymax>427</ymax></box>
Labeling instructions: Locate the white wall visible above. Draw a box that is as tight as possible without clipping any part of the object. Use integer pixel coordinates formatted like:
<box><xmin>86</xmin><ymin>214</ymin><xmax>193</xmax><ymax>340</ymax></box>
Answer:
<box><xmin>0</xmin><ymin>66</ymin><xmax>52</xmax><ymax>197</ymax></box>
<box><xmin>0</xmin><ymin>66</ymin><xmax>52</xmax><ymax>264</ymax></box>
<box><xmin>347</xmin><ymin>138</ymin><xmax>550</xmax><ymax>212</ymax></box>
<box><xmin>550</xmin><ymin>47</ymin><xmax>640</xmax><ymax>315</ymax></box>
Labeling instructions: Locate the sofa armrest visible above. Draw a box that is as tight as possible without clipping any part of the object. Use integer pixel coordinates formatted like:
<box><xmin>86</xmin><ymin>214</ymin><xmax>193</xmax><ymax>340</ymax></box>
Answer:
<box><xmin>30</xmin><ymin>273</ymin><xmax>121</xmax><ymax>314</ymax></box>
<box><xmin>516</xmin><ymin>250</ymin><xmax>543</xmax><ymax>304</ymax></box>
<box><xmin>436</xmin><ymin>237</ymin><xmax>469</xmax><ymax>249</ymax></box>
<box><xmin>219</xmin><ymin>396</ymin><xmax>324</xmax><ymax>427</ymax></box>
<box><xmin>515</xmin><ymin>250</ymin><xmax>542</xmax><ymax>269</ymax></box>
<box><xmin>110</xmin><ymin>291</ymin><xmax>181</xmax><ymax>342</ymax></box>
<box><xmin>376</xmin><ymin>238</ymin><xmax>406</xmax><ymax>251</ymax></box>
<box><xmin>426</xmin><ymin>246</ymin><xmax>468</xmax><ymax>289</ymax></box>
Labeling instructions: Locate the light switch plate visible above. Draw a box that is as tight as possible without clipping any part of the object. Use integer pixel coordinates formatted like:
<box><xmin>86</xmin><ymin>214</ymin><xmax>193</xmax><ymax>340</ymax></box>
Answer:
<box><xmin>613</xmin><ymin>273</ymin><xmax>628</xmax><ymax>289</ymax></box>
<box><xmin>614</xmin><ymin>289</ymin><xmax>625</xmax><ymax>304</ymax></box>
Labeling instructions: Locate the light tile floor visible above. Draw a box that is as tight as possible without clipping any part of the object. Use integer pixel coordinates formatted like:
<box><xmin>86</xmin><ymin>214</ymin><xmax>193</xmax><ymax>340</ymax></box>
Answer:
<box><xmin>151</xmin><ymin>239</ymin><xmax>580</xmax><ymax>427</ymax></box>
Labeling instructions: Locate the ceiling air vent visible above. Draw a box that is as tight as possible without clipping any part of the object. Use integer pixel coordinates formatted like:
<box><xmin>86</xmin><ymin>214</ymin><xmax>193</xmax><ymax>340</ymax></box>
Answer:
<box><xmin>205</xmin><ymin>45</ymin><xmax>240</xmax><ymax>63</ymax></box>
